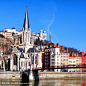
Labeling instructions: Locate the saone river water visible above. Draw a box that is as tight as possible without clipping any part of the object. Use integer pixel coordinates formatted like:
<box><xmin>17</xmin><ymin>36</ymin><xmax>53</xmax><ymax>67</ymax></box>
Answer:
<box><xmin>0</xmin><ymin>79</ymin><xmax>86</xmax><ymax>86</ymax></box>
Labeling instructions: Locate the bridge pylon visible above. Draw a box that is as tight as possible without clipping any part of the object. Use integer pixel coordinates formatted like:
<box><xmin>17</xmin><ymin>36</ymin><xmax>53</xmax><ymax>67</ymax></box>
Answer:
<box><xmin>28</xmin><ymin>65</ymin><xmax>34</xmax><ymax>81</ymax></box>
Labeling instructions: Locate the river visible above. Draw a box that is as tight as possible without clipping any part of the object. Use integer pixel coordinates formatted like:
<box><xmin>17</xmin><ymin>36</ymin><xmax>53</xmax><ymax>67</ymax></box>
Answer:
<box><xmin>0</xmin><ymin>79</ymin><xmax>86</xmax><ymax>86</ymax></box>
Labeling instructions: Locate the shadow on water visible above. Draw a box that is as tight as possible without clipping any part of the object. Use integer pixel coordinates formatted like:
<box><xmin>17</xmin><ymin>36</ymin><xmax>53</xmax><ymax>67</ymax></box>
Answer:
<box><xmin>21</xmin><ymin>71</ymin><xmax>29</xmax><ymax>86</ymax></box>
<box><xmin>33</xmin><ymin>81</ymin><xmax>39</xmax><ymax>86</ymax></box>
<box><xmin>33</xmin><ymin>70</ymin><xmax>39</xmax><ymax>81</ymax></box>
<box><xmin>20</xmin><ymin>70</ymin><xmax>39</xmax><ymax>86</ymax></box>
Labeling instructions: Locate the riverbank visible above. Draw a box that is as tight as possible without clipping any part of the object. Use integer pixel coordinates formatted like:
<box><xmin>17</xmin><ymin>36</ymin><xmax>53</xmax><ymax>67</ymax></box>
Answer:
<box><xmin>0</xmin><ymin>71</ymin><xmax>86</xmax><ymax>80</ymax></box>
<box><xmin>39</xmin><ymin>72</ymin><xmax>86</xmax><ymax>80</ymax></box>
<box><xmin>0</xmin><ymin>71</ymin><xmax>21</xmax><ymax>80</ymax></box>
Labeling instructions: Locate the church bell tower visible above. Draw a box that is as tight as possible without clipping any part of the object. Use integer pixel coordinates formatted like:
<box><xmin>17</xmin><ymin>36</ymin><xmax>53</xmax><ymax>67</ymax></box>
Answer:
<box><xmin>22</xmin><ymin>6</ymin><xmax>31</xmax><ymax>45</ymax></box>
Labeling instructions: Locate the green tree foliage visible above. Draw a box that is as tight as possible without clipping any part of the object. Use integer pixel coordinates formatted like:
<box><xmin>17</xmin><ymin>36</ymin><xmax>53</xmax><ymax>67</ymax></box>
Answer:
<box><xmin>34</xmin><ymin>37</ymin><xmax>43</xmax><ymax>45</ymax></box>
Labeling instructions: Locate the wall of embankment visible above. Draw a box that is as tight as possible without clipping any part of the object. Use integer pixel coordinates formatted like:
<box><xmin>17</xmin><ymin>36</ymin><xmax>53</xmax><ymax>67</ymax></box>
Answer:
<box><xmin>0</xmin><ymin>72</ymin><xmax>21</xmax><ymax>80</ymax></box>
<box><xmin>39</xmin><ymin>72</ymin><xmax>86</xmax><ymax>80</ymax></box>
<box><xmin>0</xmin><ymin>72</ymin><xmax>86</xmax><ymax>80</ymax></box>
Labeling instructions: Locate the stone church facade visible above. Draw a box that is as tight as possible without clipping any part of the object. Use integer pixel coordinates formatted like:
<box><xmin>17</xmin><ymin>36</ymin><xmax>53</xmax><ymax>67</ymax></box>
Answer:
<box><xmin>7</xmin><ymin>7</ymin><xmax>42</xmax><ymax>71</ymax></box>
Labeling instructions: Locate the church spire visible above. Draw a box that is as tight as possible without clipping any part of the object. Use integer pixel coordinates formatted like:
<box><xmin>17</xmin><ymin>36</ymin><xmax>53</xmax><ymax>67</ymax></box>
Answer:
<box><xmin>23</xmin><ymin>6</ymin><xmax>30</xmax><ymax>30</ymax></box>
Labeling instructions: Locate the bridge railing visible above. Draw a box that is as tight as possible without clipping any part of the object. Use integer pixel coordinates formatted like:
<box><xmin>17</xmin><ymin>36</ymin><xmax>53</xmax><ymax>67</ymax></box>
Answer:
<box><xmin>32</xmin><ymin>64</ymin><xmax>86</xmax><ymax>70</ymax></box>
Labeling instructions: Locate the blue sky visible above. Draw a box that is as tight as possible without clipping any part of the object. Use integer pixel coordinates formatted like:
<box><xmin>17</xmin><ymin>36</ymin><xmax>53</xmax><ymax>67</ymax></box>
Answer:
<box><xmin>0</xmin><ymin>0</ymin><xmax>86</xmax><ymax>52</ymax></box>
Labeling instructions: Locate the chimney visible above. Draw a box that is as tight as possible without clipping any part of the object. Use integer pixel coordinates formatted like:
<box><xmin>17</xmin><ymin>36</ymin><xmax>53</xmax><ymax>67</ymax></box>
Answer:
<box><xmin>74</xmin><ymin>53</ymin><xmax>76</xmax><ymax>56</ymax></box>
<box><xmin>65</xmin><ymin>47</ymin><xmax>68</xmax><ymax>51</ymax></box>
<box><xmin>79</xmin><ymin>50</ymin><xmax>80</xmax><ymax>53</ymax></box>
<box><xmin>57</xmin><ymin>43</ymin><xmax>59</xmax><ymax>47</ymax></box>
<box><xmin>50</xmin><ymin>44</ymin><xmax>52</xmax><ymax>47</ymax></box>
<box><xmin>53</xmin><ymin>44</ymin><xmax>55</xmax><ymax>47</ymax></box>
<box><xmin>72</xmin><ymin>52</ymin><xmax>74</xmax><ymax>56</ymax></box>
<box><xmin>77</xmin><ymin>52</ymin><xmax>78</xmax><ymax>56</ymax></box>
<box><xmin>60</xmin><ymin>46</ymin><xmax>64</xmax><ymax>50</ymax></box>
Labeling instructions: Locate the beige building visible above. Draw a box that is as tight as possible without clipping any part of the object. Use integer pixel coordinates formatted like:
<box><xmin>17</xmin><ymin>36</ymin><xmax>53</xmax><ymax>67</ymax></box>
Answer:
<box><xmin>4</xmin><ymin>27</ymin><xmax>22</xmax><ymax>36</ymax></box>
<box><xmin>60</xmin><ymin>46</ymin><xmax>69</xmax><ymax>72</ymax></box>
<box><xmin>68</xmin><ymin>56</ymin><xmax>76</xmax><ymax>72</ymax></box>
<box><xmin>0</xmin><ymin>31</ymin><xmax>13</xmax><ymax>40</ymax></box>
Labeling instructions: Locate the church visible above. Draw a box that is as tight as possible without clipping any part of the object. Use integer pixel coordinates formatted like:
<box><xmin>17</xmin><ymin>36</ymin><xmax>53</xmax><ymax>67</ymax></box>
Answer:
<box><xmin>6</xmin><ymin>7</ymin><xmax>42</xmax><ymax>71</ymax></box>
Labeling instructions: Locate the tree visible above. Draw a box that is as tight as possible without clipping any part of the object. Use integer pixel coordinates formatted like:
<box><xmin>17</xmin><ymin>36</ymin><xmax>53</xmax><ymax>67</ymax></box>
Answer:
<box><xmin>12</xmin><ymin>32</ymin><xmax>15</xmax><ymax>36</ymax></box>
<box><xmin>34</xmin><ymin>37</ymin><xmax>43</xmax><ymax>45</ymax></box>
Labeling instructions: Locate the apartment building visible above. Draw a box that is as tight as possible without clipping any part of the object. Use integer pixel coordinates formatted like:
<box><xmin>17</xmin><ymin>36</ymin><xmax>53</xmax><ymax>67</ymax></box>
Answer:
<box><xmin>76</xmin><ymin>55</ymin><xmax>82</xmax><ymax>72</ymax></box>
<box><xmin>50</xmin><ymin>46</ymin><xmax>60</xmax><ymax>72</ymax></box>
<box><xmin>44</xmin><ymin>48</ymin><xmax>51</xmax><ymax>69</ymax></box>
<box><xmin>0</xmin><ymin>31</ymin><xmax>13</xmax><ymax>39</ymax></box>
<box><xmin>79</xmin><ymin>52</ymin><xmax>86</xmax><ymax>72</ymax></box>
<box><xmin>60</xmin><ymin>46</ymin><xmax>69</xmax><ymax>72</ymax></box>
<box><xmin>4</xmin><ymin>28</ymin><xmax>22</xmax><ymax>35</ymax></box>
<box><xmin>68</xmin><ymin>55</ymin><xmax>76</xmax><ymax>72</ymax></box>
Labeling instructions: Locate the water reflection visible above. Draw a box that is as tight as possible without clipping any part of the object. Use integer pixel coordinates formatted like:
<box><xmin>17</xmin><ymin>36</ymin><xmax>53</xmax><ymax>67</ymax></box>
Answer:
<box><xmin>0</xmin><ymin>79</ymin><xmax>86</xmax><ymax>86</ymax></box>
<box><xmin>39</xmin><ymin>79</ymin><xmax>86</xmax><ymax>86</ymax></box>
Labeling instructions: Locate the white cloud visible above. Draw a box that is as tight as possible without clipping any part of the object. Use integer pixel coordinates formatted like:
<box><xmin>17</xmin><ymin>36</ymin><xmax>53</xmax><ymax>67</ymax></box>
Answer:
<box><xmin>51</xmin><ymin>32</ymin><xmax>60</xmax><ymax>44</ymax></box>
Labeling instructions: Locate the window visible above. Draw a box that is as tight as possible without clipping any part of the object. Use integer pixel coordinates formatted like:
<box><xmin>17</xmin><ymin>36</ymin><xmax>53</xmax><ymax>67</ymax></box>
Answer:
<box><xmin>52</xmin><ymin>62</ymin><xmax>55</xmax><ymax>64</ymax></box>
<box><xmin>21</xmin><ymin>62</ymin><xmax>23</xmax><ymax>66</ymax></box>
<box><xmin>28</xmin><ymin>54</ymin><xmax>30</xmax><ymax>58</ymax></box>
<box><xmin>24</xmin><ymin>62</ymin><xmax>26</xmax><ymax>66</ymax></box>
<box><xmin>23</xmin><ymin>32</ymin><xmax>24</xmax><ymax>42</ymax></box>
<box><xmin>69</xmin><ymin>61</ymin><xmax>72</xmax><ymax>63</ymax></box>
<box><xmin>73</xmin><ymin>61</ymin><xmax>75</xmax><ymax>63</ymax></box>
<box><xmin>28</xmin><ymin>62</ymin><xmax>30</xmax><ymax>66</ymax></box>
<box><xmin>13</xmin><ymin>54</ymin><xmax>17</xmax><ymax>65</ymax></box>
<box><xmin>28</xmin><ymin>34</ymin><xmax>29</xmax><ymax>42</ymax></box>
<box><xmin>57</xmin><ymin>56</ymin><xmax>59</xmax><ymax>58</ymax></box>
<box><xmin>52</xmin><ymin>55</ymin><xmax>54</xmax><ymax>58</ymax></box>
<box><xmin>52</xmin><ymin>59</ymin><xmax>54</xmax><ymax>61</ymax></box>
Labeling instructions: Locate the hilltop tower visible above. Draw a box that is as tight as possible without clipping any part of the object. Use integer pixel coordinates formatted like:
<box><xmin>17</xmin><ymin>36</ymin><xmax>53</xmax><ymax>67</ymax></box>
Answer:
<box><xmin>49</xmin><ymin>32</ymin><xmax>51</xmax><ymax>42</ymax></box>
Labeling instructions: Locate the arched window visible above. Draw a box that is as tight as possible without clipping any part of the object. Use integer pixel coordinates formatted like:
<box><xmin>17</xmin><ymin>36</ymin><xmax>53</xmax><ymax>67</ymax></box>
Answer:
<box><xmin>13</xmin><ymin>54</ymin><xmax>17</xmax><ymax>65</ymax></box>
<box><xmin>28</xmin><ymin>34</ymin><xmax>29</xmax><ymax>42</ymax></box>
<box><xmin>23</xmin><ymin>32</ymin><xmax>24</xmax><ymax>42</ymax></box>
<box><xmin>25</xmin><ymin>32</ymin><xmax>27</xmax><ymax>41</ymax></box>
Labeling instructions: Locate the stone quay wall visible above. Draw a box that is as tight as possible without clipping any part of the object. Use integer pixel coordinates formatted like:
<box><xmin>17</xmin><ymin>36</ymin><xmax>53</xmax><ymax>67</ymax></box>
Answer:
<box><xmin>0</xmin><ymin>71</ymin><xmax>86</xmax><ymax>80</ymax></box>
<box><xmin>0</xmin><ymin>72</ymin><xmax>21</xmax><ymax>80</ymax></box>
<box><xmin>39</xmin><ymin>72</ymin><xmax>86</xmax><ymax>80</ymax></box>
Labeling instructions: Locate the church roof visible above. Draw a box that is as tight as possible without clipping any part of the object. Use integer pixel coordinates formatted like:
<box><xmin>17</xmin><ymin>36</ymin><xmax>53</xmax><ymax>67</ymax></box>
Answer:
<box><xmin>27</xmin><ymin>47</ymin><xmax>39</xmax><ymax>53</ymax></box>
<box><xmin>23</xmin><ymin>7</ymin><xmax>30</xmax><ymax>30</ymax></box>
<box><xmin>17</xmin><ymin>47</ymin><xmax>25</xmax><ymax>52</ymax></box>
<box><xmin>20</xmin><ymin>51</ymin><xmax>25</xmax><ymax>58</ymax></box>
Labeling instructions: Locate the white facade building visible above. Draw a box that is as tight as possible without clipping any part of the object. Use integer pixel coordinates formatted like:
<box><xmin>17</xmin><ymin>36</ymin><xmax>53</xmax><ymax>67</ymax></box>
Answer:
<box><xmin>50</xmin><ymin>47</ymin><xmax>61</xmax><ymax>72</ymax></box>
<box><xmin>4</xmin><ymin>27</ymin><xmax>22</xmax><ymax>36</ymax></box>
<box><xmin>31</xmin><ymin>29</ymin><xmax>47</xmax><ymax>41</ymax></box>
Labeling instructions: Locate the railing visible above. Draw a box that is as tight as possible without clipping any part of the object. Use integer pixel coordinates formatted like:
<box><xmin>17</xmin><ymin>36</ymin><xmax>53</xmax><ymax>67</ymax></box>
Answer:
<box><xmin>32</xmin><ymin>64</ymin><xmax>86</xmax><ymax>70</ymax></box>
